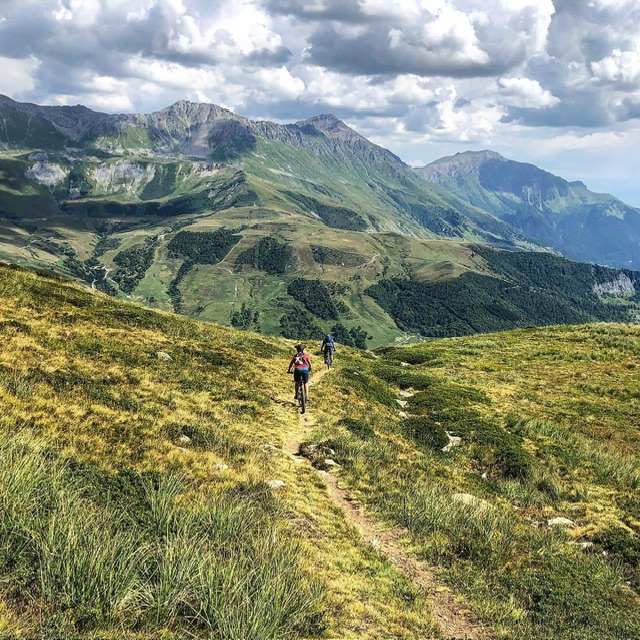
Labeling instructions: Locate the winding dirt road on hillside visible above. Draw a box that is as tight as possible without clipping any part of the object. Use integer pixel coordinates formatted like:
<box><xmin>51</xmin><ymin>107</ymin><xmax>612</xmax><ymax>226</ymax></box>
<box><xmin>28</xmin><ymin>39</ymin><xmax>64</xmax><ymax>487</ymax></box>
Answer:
<box><xmin>286</xmin><ymin>368</ymin><xmax>489</xmax><ymax>640</ymax></box>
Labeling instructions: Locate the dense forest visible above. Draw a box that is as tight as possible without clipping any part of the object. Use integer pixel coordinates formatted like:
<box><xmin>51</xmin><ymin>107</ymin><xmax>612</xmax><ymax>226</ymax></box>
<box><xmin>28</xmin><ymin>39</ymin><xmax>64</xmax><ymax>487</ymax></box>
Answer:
<box><xmin>113</xmin><ymin>237</ymin><xmax>157</xmax><ymax>293</ymax></box>
<box><xmin>284</xmin><ymin>191</ymin><xmax>367</xmax><ymax>231</ymax></box>
<box><xmin>167</xmin><ymin>229</ymin><xmax>241</xmax><ymax>264</ymax></box>
<box><xmin>367</xmin><ymin>247</ymin><xmax>639</xmax><ymax>337</ymax></box>
<box><xmin>235</xmin><ymin>237</ymin><xmax>293</xmax><ymax>274</ymax></box>
<box><xmin>287</xmin><ymin>278</ymin><xmax>340</xmax><ymax>320</ymax></box>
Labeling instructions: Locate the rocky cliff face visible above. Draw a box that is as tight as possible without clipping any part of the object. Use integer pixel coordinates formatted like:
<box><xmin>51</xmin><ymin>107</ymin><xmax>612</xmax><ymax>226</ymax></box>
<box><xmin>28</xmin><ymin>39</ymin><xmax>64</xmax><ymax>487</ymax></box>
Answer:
<box><xmin>593</xmin><ymin>273</ymin><xmax>637</xmax><ymax>296</ymax></box>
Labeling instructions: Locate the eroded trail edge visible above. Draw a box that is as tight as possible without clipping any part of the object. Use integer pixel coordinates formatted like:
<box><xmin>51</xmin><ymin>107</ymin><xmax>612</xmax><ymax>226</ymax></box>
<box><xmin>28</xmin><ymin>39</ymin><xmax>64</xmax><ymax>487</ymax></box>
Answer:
<box><xmin>288</xmin><ymin>368</ymin><xmax>489</xmax><ymax>640</ymax></box>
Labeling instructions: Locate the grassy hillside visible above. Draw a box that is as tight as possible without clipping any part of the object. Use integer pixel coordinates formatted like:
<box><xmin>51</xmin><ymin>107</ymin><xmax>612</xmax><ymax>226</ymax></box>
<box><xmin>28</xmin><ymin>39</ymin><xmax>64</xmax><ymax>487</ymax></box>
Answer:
<box><xmin>0</xmin><ymin>264</ymin><xmax>438</xmax><ymax>639</ymax></box>
<box><xmin>307</xmin><ymin>324</ymin><xmax>640</xmax><ymax>639</ymax></box>
<box><xmin>1</xmin><ymin>264</ymin><xmax>639</xmax><ymax>639</ymax></box>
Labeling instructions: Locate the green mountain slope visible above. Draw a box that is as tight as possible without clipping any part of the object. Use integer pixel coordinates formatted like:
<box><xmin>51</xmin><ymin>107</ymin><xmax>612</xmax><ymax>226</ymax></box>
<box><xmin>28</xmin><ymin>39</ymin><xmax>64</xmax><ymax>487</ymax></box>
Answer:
<box><xmin>0</xmin><ymin>264</ymin><xmax>639</xmax><ymax>639</ymax></box>
<box><xmin>367</xmin><ymin>244</ymin><xmax>640</xmax><ymax>337</ymax></box>
<box><xmin>1</xmin><ymin>96</ymin><xmax>639</xmax><ymax>344</ymax></box>
<box><xmin>0</xmin><ymin>95</ymin><xmax>515</xmax><ymax>243</ymax></box>
<box><xmin>416</xmin><ymin>150</ymin><xmax>640</xmax><ymax>269</ymax></box>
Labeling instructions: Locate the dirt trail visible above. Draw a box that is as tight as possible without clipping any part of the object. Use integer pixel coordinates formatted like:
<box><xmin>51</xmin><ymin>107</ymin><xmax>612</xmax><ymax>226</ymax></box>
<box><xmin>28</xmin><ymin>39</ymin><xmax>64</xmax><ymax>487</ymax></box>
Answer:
<box><xmin>287</xmin><ymin>368</ymin><xmax>489</xmax><ymax>640</ymax></box>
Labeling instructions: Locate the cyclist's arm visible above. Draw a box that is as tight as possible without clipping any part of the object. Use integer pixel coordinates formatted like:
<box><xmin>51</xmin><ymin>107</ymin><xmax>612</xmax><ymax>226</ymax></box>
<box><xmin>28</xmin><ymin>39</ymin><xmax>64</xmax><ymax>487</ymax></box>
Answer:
<box><xmin>286</xmin><ymin>356</ymin><xmax>294</xmax><ymax>373</ymax></box>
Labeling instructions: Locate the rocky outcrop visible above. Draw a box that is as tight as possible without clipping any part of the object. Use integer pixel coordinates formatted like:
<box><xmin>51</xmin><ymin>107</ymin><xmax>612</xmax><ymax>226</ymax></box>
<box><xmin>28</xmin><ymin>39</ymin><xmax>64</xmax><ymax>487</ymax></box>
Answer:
<box><xmin>593</xmin><ymin>273</ymin><xmax>636</xmax><ymax>296</ymax></box>
<box><xmin>25</xmin><ymin>153</ymin><xmax>67</xmax><ymax>188</ymax></box>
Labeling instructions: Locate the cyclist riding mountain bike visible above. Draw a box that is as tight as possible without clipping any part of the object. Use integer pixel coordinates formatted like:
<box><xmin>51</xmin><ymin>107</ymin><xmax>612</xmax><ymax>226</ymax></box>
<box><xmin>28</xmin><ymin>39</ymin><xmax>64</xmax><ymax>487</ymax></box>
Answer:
<box><xmin>287</xmin><ymin>344</ymin><xmax>311</xmax><ymax>406</ymax></box>
<box><xmin>321</xmin><ymin>334</ymin><xmax>336</xmax><ymax>367</ymax></box>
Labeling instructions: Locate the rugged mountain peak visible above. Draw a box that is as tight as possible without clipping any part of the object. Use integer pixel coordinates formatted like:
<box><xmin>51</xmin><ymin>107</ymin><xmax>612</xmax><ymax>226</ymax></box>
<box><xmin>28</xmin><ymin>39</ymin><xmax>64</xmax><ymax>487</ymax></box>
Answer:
<box><xmin>295</xmin><ymin>114</ymin><xmax>363</xmax><ymax>142</ymax></box>
<box><xmin>298</xmin><ymin>113</ymin><xmax>341</xmax><ymax>129</ymax></box>
<box><xmin>418</xmin><ymin>150</ymin><xmax>507</xmax><ymax>182</ymax></box>
<box><xmin>154</xmin><ymin>99</ymin><xmax>235</xmax><ymax>124</ymax></box>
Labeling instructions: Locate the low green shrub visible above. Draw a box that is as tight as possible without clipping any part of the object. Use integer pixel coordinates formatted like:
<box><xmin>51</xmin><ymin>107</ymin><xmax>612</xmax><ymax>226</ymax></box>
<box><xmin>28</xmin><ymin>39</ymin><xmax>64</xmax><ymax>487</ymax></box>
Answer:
<box><xmin>401</xmin><ymin>417</ymin><xmax>449</xmax><ymax>451</ymax></box>
<box><xmin>372</xmin><ymin>363</ymin><xmax>435</xmax><ymax>390</ymax></box>
<box><xmin>337</xmin><ymin>369</ymin><xmax>397</xmax><ymax>407</ymax></box>
<box><xmin>338</xmin><ymin>418</ymin><xmax>377</xmax><ymax>440</ymax></box>
<box><xmin>380</xmin><ymin>348</ymin><xmax>441</xmax><ymax>366</ymax></box>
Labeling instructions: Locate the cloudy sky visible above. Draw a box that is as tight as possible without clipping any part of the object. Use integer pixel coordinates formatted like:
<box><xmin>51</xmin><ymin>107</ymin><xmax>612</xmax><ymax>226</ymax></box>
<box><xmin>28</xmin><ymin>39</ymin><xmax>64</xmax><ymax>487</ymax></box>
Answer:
<box><xmin>2</xmin><ymin>0</ymin><xmax>640</xmax><ymax>204</ymax></box>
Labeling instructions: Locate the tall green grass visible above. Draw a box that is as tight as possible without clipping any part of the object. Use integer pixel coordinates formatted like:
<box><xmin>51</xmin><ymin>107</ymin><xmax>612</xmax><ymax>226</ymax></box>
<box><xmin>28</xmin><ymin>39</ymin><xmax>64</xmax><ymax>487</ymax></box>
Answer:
<box><xmin>509</xmin><ymin>417</ymin><xmax>640</xmax><ymax>490</ymax></box>
<box><xmin>0</xmin><ymin>430</ymin><xmax>324</xmax><ymax>637</ymax></box>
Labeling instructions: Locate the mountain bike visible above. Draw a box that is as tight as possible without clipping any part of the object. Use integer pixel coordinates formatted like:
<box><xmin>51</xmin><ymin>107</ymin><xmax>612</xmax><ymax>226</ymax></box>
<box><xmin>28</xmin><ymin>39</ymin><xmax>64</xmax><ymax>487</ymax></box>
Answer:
<box><xmin>294</xmin><ymin>383</ymin><xmax>306</xmax><ymax>414</ymax></box>
<box><xmin>290</xmin><ymin>372</ymin><xmax>307</xmax><ymax>414</ymax></box>
<box><xmin>323</xmin><ymin>348</ymin><xmax>334</xmax><ymax>369</ymax></box>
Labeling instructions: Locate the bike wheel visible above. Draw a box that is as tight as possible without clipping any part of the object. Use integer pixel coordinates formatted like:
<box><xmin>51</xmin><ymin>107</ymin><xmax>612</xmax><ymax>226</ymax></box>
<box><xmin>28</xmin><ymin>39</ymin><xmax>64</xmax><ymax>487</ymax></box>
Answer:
<box><xmin>299</xmin><ymin>386</ymin><xmax>306</xmax><ymax>413</ymax></box>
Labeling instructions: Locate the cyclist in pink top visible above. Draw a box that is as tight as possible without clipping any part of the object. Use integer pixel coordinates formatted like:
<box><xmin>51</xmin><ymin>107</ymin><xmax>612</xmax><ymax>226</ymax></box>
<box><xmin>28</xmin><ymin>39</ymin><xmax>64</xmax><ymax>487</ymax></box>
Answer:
<box><xmin>287</xmin><ymin>344</ymin><xmax>311</xmax><ymax>404</ymax></box>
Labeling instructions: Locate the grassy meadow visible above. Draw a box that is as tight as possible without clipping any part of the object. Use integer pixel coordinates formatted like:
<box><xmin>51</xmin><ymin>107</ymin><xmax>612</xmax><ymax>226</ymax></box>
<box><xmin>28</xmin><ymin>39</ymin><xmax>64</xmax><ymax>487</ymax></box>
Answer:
<box><xmin>307</xmin><ymin>324</ymin><xmax>640</xmax><ymax>639</ymax></box>
<box><xmin>0</xmin><ymin>264</ymin><xmax>437</xmax><ymax>639</ymax></box>
<box><xmin>0</xmin><ymin>262</ymin><xmax>639</xmax><ymax>639</ymax></box>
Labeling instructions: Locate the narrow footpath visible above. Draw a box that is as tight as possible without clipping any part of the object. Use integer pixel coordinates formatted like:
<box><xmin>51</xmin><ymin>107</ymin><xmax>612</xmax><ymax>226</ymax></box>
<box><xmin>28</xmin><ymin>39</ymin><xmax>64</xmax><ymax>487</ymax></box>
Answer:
<box><xmin>286</xmin><ymin>368</ymin><xmax>489</xmax><ymax>640</ymax></box>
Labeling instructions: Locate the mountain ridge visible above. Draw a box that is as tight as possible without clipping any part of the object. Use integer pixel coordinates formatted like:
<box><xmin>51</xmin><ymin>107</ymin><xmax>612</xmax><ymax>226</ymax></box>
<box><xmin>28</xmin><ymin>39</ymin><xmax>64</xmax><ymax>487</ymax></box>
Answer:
<box><xmin>1</xmin><ymin>95</ymin><xmax>639</xmax><ymax>344</ymax></box>
<box><xmin>415</xmin><ymin>150</ymin><xmax>640</xmax><ymax>269</ymax></box>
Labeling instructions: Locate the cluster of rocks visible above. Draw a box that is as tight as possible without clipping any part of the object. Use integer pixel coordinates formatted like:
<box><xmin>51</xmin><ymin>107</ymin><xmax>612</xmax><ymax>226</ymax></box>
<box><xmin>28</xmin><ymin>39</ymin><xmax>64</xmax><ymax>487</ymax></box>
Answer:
<box><xmin>299</xmin><ymin>443</ymin><xmax>340</xmax><ymax>470</ymax></box>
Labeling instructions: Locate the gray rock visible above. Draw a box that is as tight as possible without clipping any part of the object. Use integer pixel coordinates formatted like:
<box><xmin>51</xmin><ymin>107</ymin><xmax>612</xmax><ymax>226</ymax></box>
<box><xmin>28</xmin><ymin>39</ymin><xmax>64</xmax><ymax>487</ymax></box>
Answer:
<box><xmin>324</xmin><ymin>459</ymin><xmax>339</xmax><ymax>468</ymax></box>
<box><xmin>400</xmin><ymin>362</ymin><xmax>411</xmax><ymax>367</ymax></box>
<box><xmin>453</xmin><ymin>493</ymin><xmax>491</xmax><ymax>509</ymax></box>
<box><xmin>571</xmin><ymin>541</ymin><xmax>594</xmax><ymax>550</ymax></box>
<box><xmin>548</xmin><ymin>517</ymin><xmax>575</xmax><ymax>528</ymax></box>
<box><xmin>212</xmin><ymin>463</ymin><xmax>229</xmax><ymax>472</ymax></box>
<box><xmin>178</xmin><ymin>435</ymin><xmax>192</xmax><ymax>445</ymax></box>
<box><xmin>398</xmin><ymin>411</ymin><xmax>408</xmax><ymax>419</ymax></box>
<box><xmin>261</xmin><ymin>443</ymin><xmax>278</xmax><ymax>451</ymax></box>
<box><xmin>442</xmin><ymin>431</ymin><xmax>462</xmax><ymax>452</ymax></box>
<box><xmin>266</xmin><ymin>479</ymin><xmax>286</xmax><ymax>489</ymax></box>
<box><xmin>398</xmin><ymin>390</ymin><xmax>414</xmax><ymax>398</ymax></box>
<box><xmin>156</xmin><ymin>351</ymin><xmax>173</xmax><ymax>361</ymax></box>
<box><xmin>395</xmin><ymin>399</ymin><xmax>408</xmax><ymax>407</ymax></box>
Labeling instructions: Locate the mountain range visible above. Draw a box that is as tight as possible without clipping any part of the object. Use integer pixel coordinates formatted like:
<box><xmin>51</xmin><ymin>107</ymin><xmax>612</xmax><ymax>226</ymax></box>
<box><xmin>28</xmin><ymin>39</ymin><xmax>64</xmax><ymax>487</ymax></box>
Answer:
<box><xmin>1</xmin><ymin>94</ymin><xmax>639</xmax><ymax>344</ymax></box>
<box><xmin>417</xmin><ymin>150</ymin><xmax>640</xmax><ymax>269</ymax></box>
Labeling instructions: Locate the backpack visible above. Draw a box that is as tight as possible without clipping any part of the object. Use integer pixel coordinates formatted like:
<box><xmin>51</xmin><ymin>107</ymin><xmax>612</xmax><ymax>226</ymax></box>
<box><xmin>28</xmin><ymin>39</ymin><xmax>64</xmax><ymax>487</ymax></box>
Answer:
<box><xmin>293</xmin><ymin>352</ymin><xmax>306</xmax><ymax>366</ymax></box>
